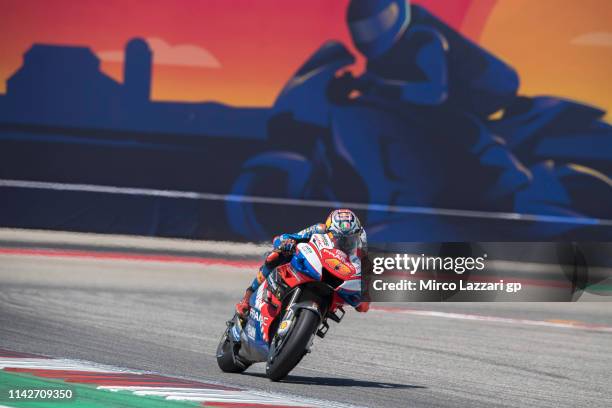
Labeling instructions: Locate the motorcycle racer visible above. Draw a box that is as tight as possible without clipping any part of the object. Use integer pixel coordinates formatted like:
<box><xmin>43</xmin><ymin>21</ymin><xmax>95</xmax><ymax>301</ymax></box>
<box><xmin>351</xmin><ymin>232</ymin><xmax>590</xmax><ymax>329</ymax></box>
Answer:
<box><xmin>339</xmin><ymin>0</ymin><xmax>532</xmax><ymax>211</ymax></box>
<box><xmin>235</xmin><ymin>209</ymin><xmax>370</xmax><ymax>317</ymax></box>
<box><xmin>346</xmin><ymin>0</ymin><xmax>519</xmax><ymax>117</ymax></box>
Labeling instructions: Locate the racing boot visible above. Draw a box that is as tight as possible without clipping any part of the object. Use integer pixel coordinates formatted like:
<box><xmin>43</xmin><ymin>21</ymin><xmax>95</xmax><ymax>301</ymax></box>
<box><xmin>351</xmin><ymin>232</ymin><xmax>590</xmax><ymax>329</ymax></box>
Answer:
<box><xmin>356</xmin><ymin>301</ymin><xmax>370</xmax><ymax>313</ymax></box>
<box><xmin>235</xmin><ymin>287</ymin><xmax>254</xmax><ymax>318</ymax></box>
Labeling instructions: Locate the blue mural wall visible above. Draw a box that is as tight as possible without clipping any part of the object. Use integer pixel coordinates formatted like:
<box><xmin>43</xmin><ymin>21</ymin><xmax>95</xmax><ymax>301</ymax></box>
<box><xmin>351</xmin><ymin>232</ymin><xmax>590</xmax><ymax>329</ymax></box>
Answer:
<box><xmin>1</xmin><ymin>3</ymin><xmax>611</xmax><ymax>241</ymax></box>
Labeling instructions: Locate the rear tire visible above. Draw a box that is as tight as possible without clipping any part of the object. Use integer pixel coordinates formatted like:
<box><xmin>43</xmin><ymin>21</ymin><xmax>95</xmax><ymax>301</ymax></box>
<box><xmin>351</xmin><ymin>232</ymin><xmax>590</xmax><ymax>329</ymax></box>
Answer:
<box><xmin>266</xmin><ymin>310</ymin><xmax>319</xmax><ymax>381</ymax></box>
<box><xmin>216</xmin><ymin>327</ymin><xmax>248</xmax><ymax>373</ymax></box>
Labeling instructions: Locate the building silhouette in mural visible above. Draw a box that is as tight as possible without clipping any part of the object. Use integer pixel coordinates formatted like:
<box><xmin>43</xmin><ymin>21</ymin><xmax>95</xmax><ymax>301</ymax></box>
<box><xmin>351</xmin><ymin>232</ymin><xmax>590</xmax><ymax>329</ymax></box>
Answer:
<box><xmin>5</xmin><ymin>43</ymin><xmax>122</xmax><ymax>126</ymax></box>
<box><xmin>0</xmin><ymin>38</ymin><xmax>271</xmax><ymax>239</ymax></box>
<box><xmin>0</xmin><ymin>38</ymin><xmax>268</xmax><ymax>137</ymax></box>
<box><xmin>0</xmin><ymin>3</ymin><xmax>611</xmax><ymax>242</ymax></box>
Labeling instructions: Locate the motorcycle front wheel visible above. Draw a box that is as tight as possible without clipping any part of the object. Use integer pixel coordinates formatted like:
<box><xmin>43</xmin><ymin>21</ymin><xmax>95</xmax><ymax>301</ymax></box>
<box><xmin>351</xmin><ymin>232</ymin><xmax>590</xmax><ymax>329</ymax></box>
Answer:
<box><xmin>216</xmin><ymin>323</ymin><xmax>249</xmax><ymax>373</ymax></box>
<box><xmin>265</xmin><ymin>309</ymin><xmax>319</xmax><ymax>381</ymax></box>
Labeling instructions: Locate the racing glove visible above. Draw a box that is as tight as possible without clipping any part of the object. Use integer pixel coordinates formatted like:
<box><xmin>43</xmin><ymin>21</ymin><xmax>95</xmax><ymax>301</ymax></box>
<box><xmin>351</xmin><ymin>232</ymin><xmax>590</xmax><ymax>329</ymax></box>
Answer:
<box><xmin>278</xmin><ymin>238</ymin><xmax>297</xmax><ymax>255</ymax></box>
<box><xmin>235</xmin><ymin>287</ymin><xmax>254</xmax><ymax>317</ymax></box>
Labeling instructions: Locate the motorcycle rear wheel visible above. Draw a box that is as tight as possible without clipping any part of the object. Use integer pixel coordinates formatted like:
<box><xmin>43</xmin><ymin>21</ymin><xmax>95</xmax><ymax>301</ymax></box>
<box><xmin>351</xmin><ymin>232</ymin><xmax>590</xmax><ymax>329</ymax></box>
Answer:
<box><xmin>216</xmin><ymin>325</ymin><xmax>248</xmax><ymax>373</ymax></box>
<box><xmin>266</xmin><ymin>309</ymin><xmax>319</xmax><ymax>381</ymax></box>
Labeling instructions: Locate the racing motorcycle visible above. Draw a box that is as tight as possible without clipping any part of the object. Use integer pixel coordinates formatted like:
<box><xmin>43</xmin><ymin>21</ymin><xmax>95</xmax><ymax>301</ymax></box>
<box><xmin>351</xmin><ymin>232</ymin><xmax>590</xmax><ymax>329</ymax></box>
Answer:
<box><xmin>216</xmin><ymin>232</ymin><xmax>362</xmax><ymax>381</ymax></box>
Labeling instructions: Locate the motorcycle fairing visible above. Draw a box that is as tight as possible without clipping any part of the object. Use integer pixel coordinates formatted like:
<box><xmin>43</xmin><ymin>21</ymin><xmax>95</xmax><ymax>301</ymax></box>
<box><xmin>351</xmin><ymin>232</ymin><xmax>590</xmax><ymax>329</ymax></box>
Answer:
<box><xmin>275</xmin><ymin>262</ymin><xmax>312</xmax><ymax>288</ymax></box>
<box><xmin>295</xmin><ymin>234</ymin><xmax>364</xmax><ymax>307</ymax></box>
<box><xmin>319</xmin><ymin>247</ymin><xmax>357</xmax><ymax>278</ymax></box>
<box><xmin>318</xmin><ymin>247</ymin><xmax>362</xmax><ymax>306</ymax></box>
<box><xmin>291</xmin><ymin>243</ymin><xmax>323</xmax><ymax>280</ymax></box>
<box><xmin>336</xmin><ymin>279</ymin><xmax>362</xmax><ymax>307</ymax></box>
<box><xmin>232</xmin><ymin>283</ymin><xmax>276</xmax><ymax>362</ymax></box>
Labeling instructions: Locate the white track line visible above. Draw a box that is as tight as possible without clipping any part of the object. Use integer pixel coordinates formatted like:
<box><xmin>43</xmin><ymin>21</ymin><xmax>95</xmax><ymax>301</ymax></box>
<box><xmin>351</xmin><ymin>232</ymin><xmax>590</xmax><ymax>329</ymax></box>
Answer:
<box><xmin>110</xmin><ymin>388</ymin><xmax>306</xmax><ymax>405</ymax></box>
<box><xmin>0</xmin><ymin>358</ymin><xmax>140</xmax><ymax>373</ymax></box>
<box><xmin>2</xmin><ymin>178</ymin><xmax>610</xmax><ymax>226</ymax></box>
<box><xmin>373</xmin><ymin>307</ymin><xmax>612</xmax><ymax>333</ymax></box>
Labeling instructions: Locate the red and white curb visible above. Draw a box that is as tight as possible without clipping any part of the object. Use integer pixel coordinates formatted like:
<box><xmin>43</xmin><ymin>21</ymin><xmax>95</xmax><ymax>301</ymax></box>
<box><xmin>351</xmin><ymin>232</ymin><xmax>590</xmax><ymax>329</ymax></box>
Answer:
<box><xmin>0</xmin><ymin>349</ymin><xmax>361</xmax><ymax>408</ymax></box>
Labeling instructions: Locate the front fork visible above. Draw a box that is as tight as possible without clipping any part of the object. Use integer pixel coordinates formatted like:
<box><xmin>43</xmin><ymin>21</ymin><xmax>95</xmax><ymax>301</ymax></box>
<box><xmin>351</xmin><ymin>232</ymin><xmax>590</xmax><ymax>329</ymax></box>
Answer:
<box><xmin>275</xmin><ymin>288</ymin><xmax>302</xmax><ymax>337</ymax></box>
<box><xmin>268</xmin><ymin>288</ymin><xmax>302</xmax><ymax>364</ymax></box>
<box><xmin>276</xmin><ymin>287</ymin><xmax>346</xmax><ymax>341</ymax></box>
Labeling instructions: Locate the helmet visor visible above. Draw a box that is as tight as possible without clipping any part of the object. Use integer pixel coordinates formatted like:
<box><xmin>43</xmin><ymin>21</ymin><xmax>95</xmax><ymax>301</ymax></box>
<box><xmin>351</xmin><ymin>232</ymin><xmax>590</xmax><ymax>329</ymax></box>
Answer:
<box><xmin>349</xmin><ymin>2</ymin><xmax>400</xmax><ymax>43</ymax></box>
<box><xmin>330</xmin><ymin>231</ymin><xmax>360</xmax><ymax>254</ymax></box>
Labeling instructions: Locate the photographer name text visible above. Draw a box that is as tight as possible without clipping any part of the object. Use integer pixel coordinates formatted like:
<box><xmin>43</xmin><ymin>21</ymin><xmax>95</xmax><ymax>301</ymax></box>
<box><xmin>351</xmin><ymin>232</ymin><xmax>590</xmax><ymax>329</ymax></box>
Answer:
<box><xmin>372</xmin><ymin>279</ymin><xmax>522</xmax><ymax>293</ymax></box>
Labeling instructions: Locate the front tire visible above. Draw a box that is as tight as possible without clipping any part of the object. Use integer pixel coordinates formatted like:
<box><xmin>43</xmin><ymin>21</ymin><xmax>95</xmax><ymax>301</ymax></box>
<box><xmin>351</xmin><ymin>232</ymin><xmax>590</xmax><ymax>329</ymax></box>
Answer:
<box><xmin>266</xmin><ymin>310</ymin><xmax>319</xmax><ymax>381</ymax></box>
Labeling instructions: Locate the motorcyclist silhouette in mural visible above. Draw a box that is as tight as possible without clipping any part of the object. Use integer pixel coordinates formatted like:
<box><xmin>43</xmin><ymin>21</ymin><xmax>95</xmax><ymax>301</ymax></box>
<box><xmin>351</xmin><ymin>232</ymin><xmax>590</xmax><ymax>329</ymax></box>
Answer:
<box><xmin>227</xmin><ymin>0</ymin><xmax>612</xmax><ymax>241</ymax></box>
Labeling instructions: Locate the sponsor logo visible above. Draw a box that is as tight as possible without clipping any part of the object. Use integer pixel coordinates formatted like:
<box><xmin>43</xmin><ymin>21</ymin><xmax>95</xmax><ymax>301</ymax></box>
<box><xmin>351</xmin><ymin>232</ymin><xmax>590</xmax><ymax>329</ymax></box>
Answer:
<box><xmin>249</xmin><ymin>308</ymin><xmax>261</xmax><ymax>322</ymax></box>
<box><xmin>267</xmin><ymin>274</ymin><xmax>278</xmax><ymax>291</ymax></box>
<box><xmin>321</xmin><ymin>248</ymin><xmax>347</xmax><ymax>262</ymax></box>
<box><xmin>277</xmin><ymin>318</ymin><xmax>292</xmax><ymax>336</ymax></box>
<box><xmin>246</xmin><ymin>323</ymin><xmax>256</xmax><ymax>339</ymax></box>
<box><xmin>255</xmin><ymin>285</ymin><xmax>266</xmax><ymax>308</ymax></box>
<box><xmin>300</xmin><ymin>244</ymin><xmax>314</xmax><ymax>255</ymax></box>
<box><xmin>250</xmin><ymin>306</ymin><xmax>271</xmax><ymax>340</ymax></box>
<box><xmin>322</xmin><ymin>234</ymin><xmax>333</xmax><ymax>247</ymax></box>
<box><xmin>311</xmin><ymin>234</ymin><xmax>332</xmax><ymax>251</ymax></box>
<box><xmin>324</xmin><ymin>258</ymin><xmax>354</xmax><ymax>276</ymax></box>
<box><xmin>321</xmin><ymin>248</ymin><xmax>356</xmax><ymax>276</ymax></box>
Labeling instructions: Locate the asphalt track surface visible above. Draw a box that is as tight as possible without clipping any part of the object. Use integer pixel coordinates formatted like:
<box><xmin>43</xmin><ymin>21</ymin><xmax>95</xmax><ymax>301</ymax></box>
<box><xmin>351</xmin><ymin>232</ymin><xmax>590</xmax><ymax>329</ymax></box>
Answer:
<box><xmin>1</xmin><ymin>247</ymin><xmax>612</xmax><ymax>407</ymax></box>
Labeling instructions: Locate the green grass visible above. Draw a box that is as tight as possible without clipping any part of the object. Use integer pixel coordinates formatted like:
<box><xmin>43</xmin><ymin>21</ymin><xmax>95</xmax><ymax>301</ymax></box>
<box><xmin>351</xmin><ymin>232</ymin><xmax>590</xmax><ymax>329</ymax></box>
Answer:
<box><xmin>0</xmin><ymin>370</ymin><xmax>201</xmax><ymax>408</ymax></box>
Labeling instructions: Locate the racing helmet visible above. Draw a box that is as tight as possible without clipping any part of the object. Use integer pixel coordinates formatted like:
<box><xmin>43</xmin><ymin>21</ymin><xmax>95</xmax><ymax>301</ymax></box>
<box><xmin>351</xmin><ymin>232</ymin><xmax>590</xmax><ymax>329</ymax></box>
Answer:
<box><xmin>325</xmin><ymin>209</ymin><xmax>362</xmax><ymax>254</ymax></box>
<box><xmin>347</xmin><ymin>0</ymin><xmax>411</xmax><ymax>59</ymax></box>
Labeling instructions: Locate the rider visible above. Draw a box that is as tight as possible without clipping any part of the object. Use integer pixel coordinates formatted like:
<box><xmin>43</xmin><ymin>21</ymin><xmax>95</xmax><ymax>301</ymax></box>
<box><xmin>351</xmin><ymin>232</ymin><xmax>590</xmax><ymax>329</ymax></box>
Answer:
<box><xmin>346</xmin><ymin>0</ymin><xmax>519</xmax><ymax>117</ymax></box>
<box><xmin>344</xmin><ymin>0</ymin><xmax>531</xmax><ymax>208</ymax></box>
<box><xmin>235</xmin><ymin>209</ymin><xmax>370</xmax><ymax>317</ymax></box>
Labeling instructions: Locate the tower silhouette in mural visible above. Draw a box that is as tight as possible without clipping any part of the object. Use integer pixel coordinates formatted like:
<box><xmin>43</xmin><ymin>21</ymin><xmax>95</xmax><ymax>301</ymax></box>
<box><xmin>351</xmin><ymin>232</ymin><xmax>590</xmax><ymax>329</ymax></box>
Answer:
<box><xmin>123</xmin><ymin>38</ymin><xmax>152</xmax><ymax>104</ymax></box>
